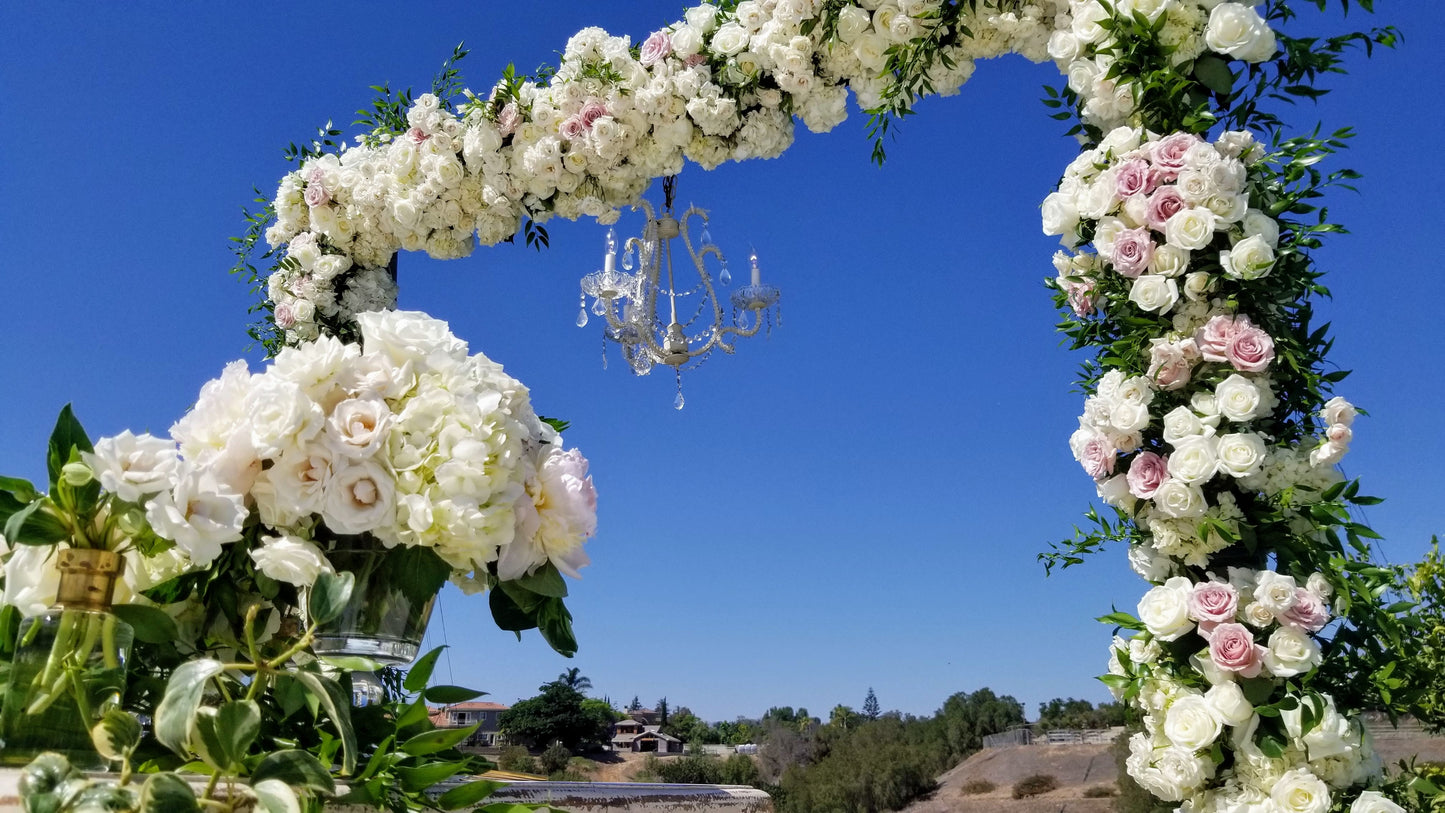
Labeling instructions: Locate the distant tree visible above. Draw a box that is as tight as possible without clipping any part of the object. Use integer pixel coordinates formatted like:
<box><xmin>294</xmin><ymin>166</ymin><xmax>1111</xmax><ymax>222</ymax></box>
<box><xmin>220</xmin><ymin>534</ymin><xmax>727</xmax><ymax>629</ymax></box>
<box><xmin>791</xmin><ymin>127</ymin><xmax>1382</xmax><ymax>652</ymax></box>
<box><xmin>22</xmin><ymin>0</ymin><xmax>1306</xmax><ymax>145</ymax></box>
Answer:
<box><xmin>628</xmin><ymin>695</ymin><xmax>642</xmax><ymax>712</ymax></box>
<box><xmin>779</xmin><ymin>716</ymin><xmax>937</xmax><ymax>813</ymax></box>
<box><xmin>556</xmin><ymin>667</ymin><xmax>592</xmax><ymax>694</ymax></box>
<box><xmin>936</xmin><ymin>688</ymin><xmax>1026</xmax><ymax>761</ymax></box>
<box><xmin>497</xmin><ymin>746</ymin><xmax>539</xmax><ymax>774</ymax></box>
<box><xmin>828</xmin><ymin>704</ymin><xmax>860</xmax><ymax>731</ymax></box>
<box><xmin>657</xmin><ymin>697</ymin><xmax>669</xmax><ymax>727</ymax></box>
<box><xmin>663</xmin><ymin>706</ymin><xmax>710</xmax><ymax>743</ymax></box>
<box><xmin>1036</xmin><ymin>697</ymin><xmax>1127</xmax><ymax>731</ymax></box>
<box><xmin>540</xmin><ymin>742</ymin><xmax>572</xmax><ymax>775</ymax></box>
<box><xmin>863</xmin><ymin>688</ymin><xmax>880</xmax><ymax>721</ymax></box>
<box><xmin>715</xmin><ymin>719</ymin><xmax>756</xmax><ymax>746</ymax></box>
<box><xmin>499</xmin><ymin>682</ymin><xmax>612</xmax><ymax>751</ymax></box>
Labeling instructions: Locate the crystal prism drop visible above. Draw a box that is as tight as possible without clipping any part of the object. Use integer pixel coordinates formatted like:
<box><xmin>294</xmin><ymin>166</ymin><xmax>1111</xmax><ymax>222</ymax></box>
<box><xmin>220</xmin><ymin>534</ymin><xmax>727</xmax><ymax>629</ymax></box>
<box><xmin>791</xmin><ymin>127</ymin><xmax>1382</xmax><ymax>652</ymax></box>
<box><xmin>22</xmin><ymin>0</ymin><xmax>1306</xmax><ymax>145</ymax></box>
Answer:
<box><xmin>622</xmin><ymin>247</ymin><xmax>634</xmax><ymax>271</ymax></box>
<box><xmin>701</xmin><ymin>226</ymin><xmax>713</xmax><ymax>246</ymax></box>
<box><xmin>576</xmin><ymin>307</ymin><xmax>588</xmax><ymax>328</ymax></box>
<box><xmin>719</xmin><ymin>263</ymin><xmax>732</xmax><ymax>286</ymax></box>
<box><xmin>673</xmin><ymin>390</ymin><xmax>685</xmax><ymax>410</ymax></box>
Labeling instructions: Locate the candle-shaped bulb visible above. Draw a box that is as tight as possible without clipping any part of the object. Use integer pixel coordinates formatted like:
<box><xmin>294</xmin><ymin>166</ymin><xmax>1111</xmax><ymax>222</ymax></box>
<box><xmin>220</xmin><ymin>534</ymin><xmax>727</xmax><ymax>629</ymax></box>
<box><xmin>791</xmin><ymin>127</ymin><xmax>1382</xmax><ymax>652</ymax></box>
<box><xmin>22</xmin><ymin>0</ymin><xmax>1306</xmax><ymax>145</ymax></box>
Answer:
<box><xmin>750</xmin><ymin>250</ymin><xmax>761</xmax><ymax>286</ymax></box>
<box><xmin>606</xmin><ymin>227</ymin><xmax>617</xmax><ymax>254</ymax></box>
<box><xmin>604</xmin><ymin>227</ymin><xmax>617</xmax><ymax>274</ymax></box>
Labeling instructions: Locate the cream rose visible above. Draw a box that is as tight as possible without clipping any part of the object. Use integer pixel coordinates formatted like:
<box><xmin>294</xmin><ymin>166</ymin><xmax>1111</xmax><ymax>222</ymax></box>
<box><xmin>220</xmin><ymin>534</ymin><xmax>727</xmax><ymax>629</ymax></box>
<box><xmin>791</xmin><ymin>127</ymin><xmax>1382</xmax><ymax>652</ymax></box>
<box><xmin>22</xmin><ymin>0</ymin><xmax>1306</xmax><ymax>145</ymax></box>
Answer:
<box><xmin>1152</xmin><ymin>480</ymin><xmax>1208</xmax><ymax>519</ymax></box>
<box><xmin>1139</xmin><ymin>576</ymin><xmax>1196</xmax><ymax>641</ymax></box>
<box><xmin>1216</xmin><ymin>432</ymin><xmax>1266</xmax><ymax>477</ymax></box>
<box><xmin>1222</xmin><ymin>234</ymin><xmax>1277</xmax><ymax>280</ymax></box>
<box><xmin>1215</xmin><ymin>374</ymin><xmax>1267</xmax><ymax>422</ymax></box>
<box><xmin>1164</xmin><ymin>207</ymin><xmax>1217</xmax><ymax>251</ymax></box>
<box><xmin>1130</xmin><ymin>275</ymin><xmax>1180</xmax><ymax>314</ymax></box>
<box><xmin>1204</xmin><ymin>681</ymin><xmax>1254</xmax><ymax>726</ymax></box>
<box><xmin>1351</xmin><ymin>791</ymin><xmax>1405</xmax><ymax>813</ymax></box>
<box><xmin>1163</xmin><ymin>694</ymin><xmax>1223</xmax><ymax>750</ymax></box>
<box><xmin>1271</xmin><ymin>767</ymin><xmax>1330</xmax><ymax>813</ymax></box>
<box><xmin>1265</xmin><ymin>626</ymin><xmax>1322</xmax><ymax>677</ymax></box>
<box><xmin>251</xmin><ymin>534</ymin><xmax>334</xmax><ymax>588</ymax></box>
<box><xmin>1206</xmin><ymin>3</ymin><xmax>1278</xmax><ymax>63</ymax></box>
<box><xmin>1167</xmin><ymin>435</ymin><xmax>1218</xmax><ymax>484</ymax></box>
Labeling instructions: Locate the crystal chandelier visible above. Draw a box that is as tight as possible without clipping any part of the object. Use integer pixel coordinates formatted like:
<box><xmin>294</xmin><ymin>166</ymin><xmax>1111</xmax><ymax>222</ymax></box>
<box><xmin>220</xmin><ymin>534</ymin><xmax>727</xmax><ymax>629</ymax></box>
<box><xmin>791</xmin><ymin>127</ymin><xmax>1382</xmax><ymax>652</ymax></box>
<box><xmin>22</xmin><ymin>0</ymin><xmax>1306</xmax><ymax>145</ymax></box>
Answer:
<box><xmin>577</xmin><ymin>176</ymin><xmax>781</xmax><ymax>409</ymax></box>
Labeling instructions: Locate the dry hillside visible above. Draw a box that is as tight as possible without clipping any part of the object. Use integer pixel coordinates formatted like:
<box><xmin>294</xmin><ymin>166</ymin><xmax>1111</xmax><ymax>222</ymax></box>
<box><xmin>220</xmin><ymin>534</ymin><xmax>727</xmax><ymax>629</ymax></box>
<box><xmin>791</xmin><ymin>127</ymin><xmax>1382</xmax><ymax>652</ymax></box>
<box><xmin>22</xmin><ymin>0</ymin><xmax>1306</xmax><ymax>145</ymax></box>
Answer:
<box><xmin>902</xmin><ymin>744</ymin><xmax>1118</xmax><ymax>813</ymax></box>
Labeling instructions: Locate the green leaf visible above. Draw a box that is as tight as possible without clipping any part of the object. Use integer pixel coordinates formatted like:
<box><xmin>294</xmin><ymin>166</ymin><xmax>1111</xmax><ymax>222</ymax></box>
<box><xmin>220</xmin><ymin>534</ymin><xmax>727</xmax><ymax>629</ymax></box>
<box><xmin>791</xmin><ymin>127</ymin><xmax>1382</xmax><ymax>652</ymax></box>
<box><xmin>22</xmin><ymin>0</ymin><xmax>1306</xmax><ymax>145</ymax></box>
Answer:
<box><xmin>1410</xmin><ymin>775</ymin><xmax>1442</xmax><ymax>795</ymax></box>
<box><xmin>192</xmin><ymin>706</ymin><xmax>231</xmax><ymax>769</ymax></box>
<box><xmin>90</xmin><ymin>709</ymin><xmax>142</xmax><ymax>763</ymax></box>
<box><xmin>1096</xmin><ymin>611</ymin><xmax>1144</xmax><ymax>630</ymax></box>
<box><xmin>404</xmin><ymin>647</ymin><xmax>446</xmax><ymax>693</ymax></box>
<box><xmin>1239</xmin><ymin>678</ymin><xmax>1276</xmax><ymax>706</ymax></box>
<box><xmin>399</xmin><ymin>723</ymin><xmax>480</xmax><ymax>757</ymax></box>
<box><xmin>513</xmin><ymin>563</ymin><xmax>568</xmax><ymax>599</ymax></box>
<box><xmin>395</xmin><ymin>698</ymin><xmax>432</xmax><ymax>730</ymax></box>
<box><xmin>1257</xmin><ymin>734</ymin><xmax>1286</xmax><ymax>759</ymax></box>
<box><xmin>154</xmin><ymin>658</ymin><xmax>225</xmax><ymax>757</ymax></box>
<box><xmin>111</xmin><ymin>604</ymin><xmax>179</xmax><ymax>644</ymax></box>
<box><xmin>0</xmin><ymin>475</ymin><xmax>39</xmax><ymax>502</ymax></box>
<box><xmin>438</xmin><ymin>780</ymin><xmax>503</xmax><ymax>810</ymax></box>
<box><xmin>397</xmin><ymin>760</ymin><xmax>466</xmax><ymax>793</ymax></box>
<box><xmin>47</xmin><ymin>404</ymin><xmax>94</xmax><ymax>494</ymax></box>
<box><xmin>537</xmin><ymin>597</ymin><xmax>577</xmax><ymax>657</ymax></box>
<box><xmin>425</xmin><ymin>685</ymin><xmax>488</xmax><ymax>704</ymax></box>
<box><xmin>252</xmin><ymin>778</ymin><xmax>303</xmax><ymax>813</ymax></box>
<box><xmin>320</xmin><ymin>655</ymin><xmax>385</xmax><ymax>673</ymax></box>
<box><xmin>140</xmin><ymin>773</ymin><xmax>200</xmax><ymax>813</ymax></box>
<box><xmin>290</xmin><ymin>670</ymin><xmax>358</xmax><ymax>775</ymax></box>
<box><xmin>489</xmin><ymin>587</ymin><xmax>538</xmax><ymax>632</ymax></box>
<box><xmin>389</xmin><ymin>545</ymin><xmax>452</xmax><ymax>607</ymax></box>
<box><xmin>252</xmin><ymin>749</ymin><xmax>337</xmax><ymax>796</ymax></box>
<box><xmin>218</xmin><ymin>699</ymin><xmax>262</xmax><ymax>764</ymax></box>
<box><xmin>1193</xmin><ymin>56</ymin><xmax>1234</xmax><ymax>95</ymax></box>
<box><xmin>4</xmin><ymin>500</ymin><xmax>69</xmax><ymax>546</ymax></box>
<box><xmin>308</xmin><ymin>571</ymin><xmax>355</xmax><ymax>626</ymax></box>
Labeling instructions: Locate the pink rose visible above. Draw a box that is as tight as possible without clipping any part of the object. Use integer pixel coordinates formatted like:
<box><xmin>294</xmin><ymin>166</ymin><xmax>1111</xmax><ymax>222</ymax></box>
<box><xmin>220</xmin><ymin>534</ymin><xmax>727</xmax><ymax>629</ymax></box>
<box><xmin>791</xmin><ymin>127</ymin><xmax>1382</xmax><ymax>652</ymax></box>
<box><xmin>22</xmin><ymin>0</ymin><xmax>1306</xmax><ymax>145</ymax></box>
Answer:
<box><xmin>1058</xmin><ymin>275</ymin><xmax>1098</xmax><ymax>317</ymax></box>
<box><xmin>274</xmin><ymin>303</ymin><xmax>296</xmax><ymax>329</ymax></box>
<box><xmin>640</xmin><ymin>30</ymin><xmax>674</xmax><ymax>66</ymax></box>
<box><xmin>1195</xmin><ymin>314</ymin><xmax>1239</xmax><ymax>362</ymax></box>
<box><xmin>1077</xmin><ymin>432</ymin><xmax>1117</xmax><ymax>480</ymax></box>
<box><xmin>1282</xmin><ymin>588</ymin><xmax>1329</xmax><ymax>633</ymax></box>
<box><xmin>1110</xmin><ymin>228</ymin><xmax>1156</xmax><ymax>278</ymax></box>
<box><xmin>1126</xmin><ymin>451</ymin><xmax>1169</xmax><ymax>498</ymax></box>
<box><xmin>580</xmin><ymin>99</ymin><xmax>609</xmax><ymax>129</ymax></box>
<box><xmin>560</xmin><ymin>115</ymin><xmax>587</xmax><ymax>141</ymax></box>
<box><xmin>1326</xmin><ymin>424</ymin><xmax>1352</xmax><ymax>444</ymax></box>
<box><xmin>496</xmin><ymin>102</ymin><xmax>521</xmax><ymax>138</ymax></box>
<box><xmin>1226</xmin><ymin>324</ymin><xmax>1275</xmax><ymax>372</ymax></box>
<box><xmin>1147</xmin><ymin>337</ymin><xmax>1200</xmax><ymax>391</ymax></box>
<box><xmin>1115</xmin><ymin>158</ymin><xmax>1159</xmax><ymax>198</ymax></box>
<box><xmin>407</xmin><ymin>127</ymin><xmax>430</xmax><ymax>144</ymax></box>
<box><xmin>304</xmin><ymin>184</ymin><xmax>330</xmax><ymax>208</ymax></box>
<box><xmin>1189</xmin><ymin>581</ymin><xmax>1239</xmax><ymax>624</ymax></box>
<box><xmin>1322</xmin><ymin>397</ymin><xmax>1356</xmax><ymax>427</ymax></box>
<box><xmin>1150</xmin><ymin>132</ymin><xmax>1202</xmax><ymax>179</ymax></box>
<box><xmin>1209</xmin><ymin>622</ymin><xmax>1265</xmax><ymax>677</ymax></box>
<box><xmin>685</xmin><ymin>53</ymin><xmax>707</xmax><ymax>67</ymax></box>
<box><xmin>1146</xmin><ymin>187</ymin><xmax>1187</xmax><ymax>231</ymax></box>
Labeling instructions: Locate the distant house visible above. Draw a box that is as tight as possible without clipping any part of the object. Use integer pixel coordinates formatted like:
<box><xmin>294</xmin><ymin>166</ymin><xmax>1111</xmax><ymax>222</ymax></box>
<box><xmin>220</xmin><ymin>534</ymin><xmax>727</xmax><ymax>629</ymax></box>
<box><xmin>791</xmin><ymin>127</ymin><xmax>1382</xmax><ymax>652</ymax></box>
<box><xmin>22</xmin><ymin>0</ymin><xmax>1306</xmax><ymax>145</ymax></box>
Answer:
<box><xmin>430</xmin><ymin>701</ymin><xmax>510</xmax><ymax>748</ymax></box>
<box><xmin>611</xmin><ymin>721</ymin><xmax>684</xmax><ymax>754</ymax></box>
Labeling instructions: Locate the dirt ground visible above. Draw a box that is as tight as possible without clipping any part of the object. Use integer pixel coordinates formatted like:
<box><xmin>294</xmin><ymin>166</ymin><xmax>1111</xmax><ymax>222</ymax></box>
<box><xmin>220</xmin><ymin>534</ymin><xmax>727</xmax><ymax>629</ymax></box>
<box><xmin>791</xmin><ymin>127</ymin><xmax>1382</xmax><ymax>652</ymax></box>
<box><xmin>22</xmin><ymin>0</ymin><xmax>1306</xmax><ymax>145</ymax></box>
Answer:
<box><xmin>901</xmin><ymin>744</ymin><xmax>1119</xmax><ymax>813</ymax></box>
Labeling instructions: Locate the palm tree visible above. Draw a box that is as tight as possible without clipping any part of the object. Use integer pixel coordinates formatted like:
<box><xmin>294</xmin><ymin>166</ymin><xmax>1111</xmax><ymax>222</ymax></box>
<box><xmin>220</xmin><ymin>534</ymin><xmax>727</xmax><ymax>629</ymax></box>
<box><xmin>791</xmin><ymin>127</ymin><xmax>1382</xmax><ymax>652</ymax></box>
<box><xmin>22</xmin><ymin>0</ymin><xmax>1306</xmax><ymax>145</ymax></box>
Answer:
<box><xmin>556</xmin><ymin>667</ymin><xmax>592</xmax><ymax>694</ymax></box>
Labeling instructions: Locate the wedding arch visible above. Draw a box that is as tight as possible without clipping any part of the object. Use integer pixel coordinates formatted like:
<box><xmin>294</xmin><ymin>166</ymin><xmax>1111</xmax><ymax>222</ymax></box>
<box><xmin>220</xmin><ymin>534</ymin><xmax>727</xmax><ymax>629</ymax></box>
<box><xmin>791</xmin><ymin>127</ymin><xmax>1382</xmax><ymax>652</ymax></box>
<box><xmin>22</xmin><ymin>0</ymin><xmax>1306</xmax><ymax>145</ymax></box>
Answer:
<box><xmin>1</xmin><ymin>0</ymin><xmax>1416</xmax><ymax>810</ymax></box>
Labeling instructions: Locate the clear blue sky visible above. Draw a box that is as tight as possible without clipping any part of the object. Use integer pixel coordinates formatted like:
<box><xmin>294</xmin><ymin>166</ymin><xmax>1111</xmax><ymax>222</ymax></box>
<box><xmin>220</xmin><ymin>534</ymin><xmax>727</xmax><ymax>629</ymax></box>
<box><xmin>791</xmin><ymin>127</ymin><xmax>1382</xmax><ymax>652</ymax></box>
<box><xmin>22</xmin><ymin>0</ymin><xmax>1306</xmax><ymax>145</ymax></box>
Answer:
<box><xmin>2</xmin><ymin>3</ymin><xmax>1441</xmax><ymax>724</ymax></box>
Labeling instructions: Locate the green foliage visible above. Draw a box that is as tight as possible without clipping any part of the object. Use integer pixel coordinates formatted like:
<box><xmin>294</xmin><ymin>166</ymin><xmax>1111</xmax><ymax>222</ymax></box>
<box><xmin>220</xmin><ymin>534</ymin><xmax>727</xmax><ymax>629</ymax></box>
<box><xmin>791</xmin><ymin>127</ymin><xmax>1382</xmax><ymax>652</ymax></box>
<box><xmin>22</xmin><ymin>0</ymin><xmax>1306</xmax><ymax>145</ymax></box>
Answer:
<box><xmin>497</xmin><ymin>745</ymin><xmax>540</xmax><ymax>775</ymax></box>
<box><xmin>1011</xmin><ymin>774</ymin><xmax>1058</xmax><ymax>799</ymax></box>
<box><xmin>1084</xmin><ymin>784</ymin><xmax>1117</xmax><ymax>798</ymax></box>
<box><xmin>1034</xmin><ymin>697</ymin><xmax>1127</xmax><ymax>731</ymax></box>
<box><xmin>539</xmin><ymin>742</ymin><xmax>572</xmax><ymax>775</ymax></box>
<box><xmin>862</xmin><ymin>687</ymin><xmax>881</xmax><ymax>721</ymax></box>
<box><xmin>498</xmin><ymin>681</ymin><xmax>612</xmax><ymax>751</ymax></box>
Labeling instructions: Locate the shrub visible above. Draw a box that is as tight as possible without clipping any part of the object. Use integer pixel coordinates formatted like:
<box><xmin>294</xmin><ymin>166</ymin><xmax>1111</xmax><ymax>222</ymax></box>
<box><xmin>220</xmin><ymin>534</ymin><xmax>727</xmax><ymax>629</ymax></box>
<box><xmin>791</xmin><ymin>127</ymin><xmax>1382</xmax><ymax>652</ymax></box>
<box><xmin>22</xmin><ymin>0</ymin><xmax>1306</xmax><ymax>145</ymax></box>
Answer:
<box><xmin>498</xmin><ymin>745</ymin><xmax>539</xmax><ymax>774</ymax></box>
<box><xmin>1012</xmin><ymin>774</ymin><xmax>1058</xmax><ymax>799</ymax></box>
<box><xmin>960</xmin><ymin>779</ymin><xmax>995</xmax><ymax>795</ymax></box>
<box><xmin>1085</xmin><ymin>784</ymin><xmax>1118</xmax><ymax>798</ymax></box>
<box><xmin>540</xmin><ymin>743</ymin><xmax>573</xmax><ymax>775</ymax></box>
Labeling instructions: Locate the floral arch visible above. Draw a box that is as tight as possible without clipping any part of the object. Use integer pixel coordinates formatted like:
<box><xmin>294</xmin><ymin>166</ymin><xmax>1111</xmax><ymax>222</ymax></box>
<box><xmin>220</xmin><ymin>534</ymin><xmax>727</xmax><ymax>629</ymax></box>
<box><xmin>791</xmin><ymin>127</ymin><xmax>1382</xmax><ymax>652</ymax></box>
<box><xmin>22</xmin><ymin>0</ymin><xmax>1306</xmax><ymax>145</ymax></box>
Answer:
<box><xmin>1</xmin><ymin>1</ymin><xmax>1421</xmax><ymax>811</ymax></box>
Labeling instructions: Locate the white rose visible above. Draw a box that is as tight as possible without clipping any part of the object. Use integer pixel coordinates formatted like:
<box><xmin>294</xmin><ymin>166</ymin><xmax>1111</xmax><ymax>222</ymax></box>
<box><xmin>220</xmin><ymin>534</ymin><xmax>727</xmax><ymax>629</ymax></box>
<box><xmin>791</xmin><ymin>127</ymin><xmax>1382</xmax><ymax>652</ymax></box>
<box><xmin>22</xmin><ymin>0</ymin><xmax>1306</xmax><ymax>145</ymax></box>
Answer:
<box><xmin>1139</xmin><ymin>576</ymin><xmax>1196</xmax><ymax>641</ymax></box>
<box><xmin>1241</xmin><ymin>209</ymin><xmax>1281</xmax><ymax>248</ymax></box>
<box><xmin>246</xmin><ymin>377</ymin><xmax>324</xmax><ymax>459</ymax></box>
<box><xmin>3</xmin><ymin>544</ymin><xmax>62</xmax><ymax>615</ymax></box>
<box><xmin>1254</xmin><ymin>570</ymin><xmax>1299</xmax><ymax>615</ymax></box>
<box><xmin>1283</xmin><ymin>698</ymin><xmax>1355</xmax><ymax>760</ymax></box>
<box><xmin>1207</xmin><ymin>2</ymin><xmax>1278</xmax><ymax>63</ymax></box>
<box><xmin>1242</xmin><ymin>601</ymin><xmax>1276</xmax><ymax>628</ymax></box>
<box><xmin>1307</xmin><ymin>572</ymin><xmax>1334</xmax><ymax>600</ymax></box>
<box><xmin>1221</xmin><ymin>234</ymin><xmax>1277</xmax><ymax>280</ymax></box>
<box><xmin>1041</xmin><ymin>191</ymin><xmax>1080</xmax><ymax>237</ymax></box>
<box><xmin>1205</xmin><ymin>682</ymin><xmax>1255</xmax><ymax>726</ymax></box>
<box><xmin>1129</xmin><ymin>544</ymin><xmax>1174</xmax><ymax>581</ymax></box>
<box><xmin>1152</xmin><ymin>480</ymin><xmax>1208</xmax><ymax>519</ymax></box>
<box><xmin>1048</xmin><ymin>30</ymin><xmax>1081</xmax><ymax>62</ymax></box>
<box><xmin>1321</xmin><ymin>396</ymin><xmax>1357</xmax><ymax>427</ymax></box>
<box><xmin>1352</xmin><ymin>791</ymin><xmax>1405</xmax><ymax>813</ymax></box>
<box><xmin>1130</xmin><ymin>275</ymin><xmax>1181</xmax><ymax>314</ymax></box>
<box><xmin>1167</xmin><ymin>435</ymin><xmax>1218</xmax><ymax>484</ymax></box>
<box><xmin>1182</xmin><ymin>271</ymin><xmax>1213</xmax><ymax>301</ymax></box>
<box><xmin>1163</xmin><ymin>406</ymin><xmax>1210</xmax><ymax>444</ymax></box>
<box><xmin>323</xmin><ymin>460</ymin><xmax>397</xmax><ymax>535</ymax></box>
<box><xmin>1098</xmin><ymin>474</ymin><xmax>1136</xmax><ymax>511</ymax></box>
<box><xmin>1215</xmin><ymin>374</ymin><xmax>1266</xmax><ymax>422</ymax></box>
<box><xmin>671</xmin><ymin>25</ymin><xmax>703</xmax><ymax>58</ymax></box>
<box><xmin>84</xmin><ymin>431</ymin><xmax>180</xmax><ymax>502</ymax></box>
<box><xmin>1265</xmin><ymin>626</ymin><xmax>1322</xmax><ymax>678</ymax></box>
<box><xmin>835</xmin><ymin>5</ymin><xmax>871</xmax><ymax>42</ymax></box>
<box><xmin>684</xmin><ymin>3</ymin><xmax>719</xmax><ymax>32</ymax></box>
<box><xmin>326</xmin><ymin>396</ymin><xmax>393</xmax><ymax>460</ymax></box>
<box><xmin>251</xmin><ymin>534</ymin><xmax>334</xmax><ymax>588</ymax></box>
<box><xmin>1164</xmin><ymin>207</ymin><xmax>1218</xmax><ymax>250</ymax></box>
<box><xmin>1216</xmin><ymin>432</ymin><xmax>1266</xmax><ymax>477</ymax></box>
<box><xmin>1155</xmin><ymin>746</ymin><xmax>1214</xmax><ymax>799</ymax></box>
<box><xmin>1271</xmin><ymin>767</ymin><xmax>1330</xmax><ymax>813</ymax></box>
<box><xmin>1164</xmin><ymin>694</ymin><xmax>1223</xmax><ymax>750</ymax></box>
<box><xmin>356</xmin><ymin>309</ymin><xmax>469</xmax><ymax>368</ymax></box>
<box><xmin>1150</xmin><ymin>244</ymin><xmax>1191</xmax><ymax>277</ymax></box>
<box><xmin>710</xmin><ymin>22</ymin><xmax>750</xmax><ymax>55</ymax></box>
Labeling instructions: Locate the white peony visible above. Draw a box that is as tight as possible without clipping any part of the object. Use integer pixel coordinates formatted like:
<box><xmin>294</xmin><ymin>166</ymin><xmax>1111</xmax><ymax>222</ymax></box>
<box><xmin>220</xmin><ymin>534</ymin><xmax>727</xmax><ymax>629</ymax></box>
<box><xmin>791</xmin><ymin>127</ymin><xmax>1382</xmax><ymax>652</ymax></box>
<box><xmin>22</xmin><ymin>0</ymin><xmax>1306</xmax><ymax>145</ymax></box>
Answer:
<box><xmin>145</xmin><ymin>469</ymin><xmax>247</xmax><ymax>568</ymax></box>
<box><xmin>84</xmin><ymin>431</ymin><xmax>180</xmax><ymax>503</ymax></box>
<box><xmin>356</xmin><ymin>310</ymin><xmax>469</xmax><ymax>368</ymax></box>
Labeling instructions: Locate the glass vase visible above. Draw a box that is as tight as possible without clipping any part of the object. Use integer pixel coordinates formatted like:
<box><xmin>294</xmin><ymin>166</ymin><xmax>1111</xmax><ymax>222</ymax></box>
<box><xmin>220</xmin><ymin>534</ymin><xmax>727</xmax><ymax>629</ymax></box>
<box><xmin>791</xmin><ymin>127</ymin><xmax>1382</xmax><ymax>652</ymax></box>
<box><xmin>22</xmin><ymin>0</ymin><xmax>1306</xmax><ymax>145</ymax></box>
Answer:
<box><xmin>0</xmin><ymin>549</ymin><xmax>134</xmax><ymax>771</ymax></box>
<box><xmin>311</xmin><ymin>548</ymin><xmax>436</xmax><ymax>705</ymax></box>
